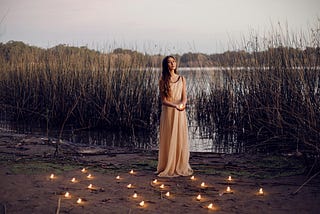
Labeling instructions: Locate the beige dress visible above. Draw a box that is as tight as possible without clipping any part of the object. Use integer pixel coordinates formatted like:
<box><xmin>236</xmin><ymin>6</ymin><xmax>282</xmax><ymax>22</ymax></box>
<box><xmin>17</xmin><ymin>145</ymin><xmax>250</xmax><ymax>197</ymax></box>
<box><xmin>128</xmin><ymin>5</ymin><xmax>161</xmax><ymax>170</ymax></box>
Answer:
<box><xmin>157</xmin><ymin>76</ymin><xmax>193</xmax><ymax>177</ymax></box>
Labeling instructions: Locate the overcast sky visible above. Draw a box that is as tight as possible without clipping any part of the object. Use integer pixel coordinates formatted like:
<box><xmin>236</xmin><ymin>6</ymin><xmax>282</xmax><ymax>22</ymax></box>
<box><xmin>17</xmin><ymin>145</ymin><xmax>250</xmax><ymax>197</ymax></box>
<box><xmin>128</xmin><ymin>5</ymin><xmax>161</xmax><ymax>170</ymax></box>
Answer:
<box><xmin>0</xmin><ymin>0</ymin><xmax>319</xmax><ymax>54</ymax></box>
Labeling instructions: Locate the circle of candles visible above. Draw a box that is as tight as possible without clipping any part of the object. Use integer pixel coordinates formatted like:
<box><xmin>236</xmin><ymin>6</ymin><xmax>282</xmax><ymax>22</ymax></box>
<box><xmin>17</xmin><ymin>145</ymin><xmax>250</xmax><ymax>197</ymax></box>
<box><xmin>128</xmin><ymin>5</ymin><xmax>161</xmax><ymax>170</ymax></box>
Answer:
<box><xmin>228</xmin><ymin>176</ymin><xmax>232</xmax><ymax>181</ymax></box>
<box><xmin>127</xmin><ymin>184</ymin><xmax>132</xmax><ymax>188</ymax></box>
<box><xmin>139</xmin><ymin>201</ymin><xmax>145</xmax><ymax>207</ymax></box>
<box><xmin>196</xmin><ymin>194</ymin><xmax>202</xmax><ymax>201</ymax></box>
<box><xmin>207</xmin><ymin>203</ymin><xmax>213</xmax><ymax>209</ymax></box>
<box><xmin>77</xmin><ymin>198</ymin><xmax>82</xmax><ymax>204</ymax></box>
<box><xmin>50</xmin><ymin>174</ymin><xmax>54</xmax><ymax>179</ymax></box>
<box><xmin>165</xmin><ymin>192</ymin><xmax>170</xmax><ymax>197</ymax></box>
<box><xmin>160</xmin><ymin>184</ymin><xmax>165</xmax><ymax>189</ymax></box>
<box><xmin>88</xmin><ymin>184</ymin><xmax>93</xmax><ymax>189</ymax></box>
<box><xmin>64</xmin><ymin>192</ymin><xmax>70</xmax><ymax>198</ymax></box>
<box><xmin>201</xmin><ymin>182</ymin><xmax>205</xmax><ymax>187</ymax></box>
<box><xmin>152</xmin><ymin>179</ymin><xmax>158</xmax><ymax>184</ymax></box>
<box><xmin>87</xmin><ymin>174</ymin><xmax>92</xmax><ymax>179</ymax></box>
<box><xmin>190</xmin><ymin>175</ymin><xmax>195</xmax><ymax>180</ymax></box>
<box><xmin>133</xmin><ymin>193</ymin><xmax>138</xmax><ymax>198</ymax></box>
<box><xmin>129</xmin><ymin>169</ymin><xmax>134</xmax><ymax>174</ymax></box>
<box><xmin>71</xmin><ymin>178</ymin><xmax>76</xmax><ymax>183</ymax></box>
<box><xmin>258</xmin><ymin>188</ymin><xmax>264</xmax><ymax>195</ymax></box>
<box><xmin>81</xmin><ymin>168</ymin><xmax>86</xmax><ymax>173</ymax></box>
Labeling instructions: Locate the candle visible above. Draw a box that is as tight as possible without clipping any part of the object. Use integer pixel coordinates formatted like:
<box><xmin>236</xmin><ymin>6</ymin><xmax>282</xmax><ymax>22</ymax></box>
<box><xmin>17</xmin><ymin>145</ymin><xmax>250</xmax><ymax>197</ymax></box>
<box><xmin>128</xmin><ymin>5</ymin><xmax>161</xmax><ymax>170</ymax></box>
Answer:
<box><xmin>88</xmin><ymin>184</ymin><xmax>93</xmax><ymax>189</ymax></box>
<box><xmin>201</xmin><ymin>182</ymin><xmax>206</xmax><ymax>187</ymax></box>
<box><xmin>226</xmin><ymin>186</ymin><xmax>231</xmax><ymax>192</ymax></box>
<box><xmin>207</xmin><ymin>203</ymin><xmax>213</xmax><ymax>209</ymax></box>
<box><xmin>133</xmin><ymin>193</ymin><xmax>138</xmax><ymax>198</ymax></box>
<box><xmin>81</xmin><ymin>168</ymin><xmax>86</xmax><ymax>173</ymax></box>
<box><xmin>64</xmin><ymin>192</ymin><xmax>70</xmax><ymax>198</ymax></box>
<box><xmin>127</xmin><ymin>184</ymin><xmax>132</xmax><ymax>188</ymax></box>
<box><xmin>87</xmin><ymin>174</ymin><xmax>92</xmax><ymax>179</ymax></box>
<box><xmin>165</xmin><ymin>192</ymin><xmax>170</xmax><ymax>197</ymax></box>
<box><xmin>228</xmin><ymin>176</ymin><xmax>232</xmax><ymax>181</ymax></box>
<box><xmin>71</xmin><ymin>178</ymin><xmax>76</xmax><ymax>183</ymax></box>
<box><xmin>116</xmin><ymin>175</ymin><xmax>120</xmax><ymax>180</ymax></box>
<box><xmin>152</xmin><ymin>179</ymin><xmax>158</xmax><ymax>184</ymax></box>
<box><xmin>258</xmin><ymin>188</ymin><xmax>264</xmax><ymax>195</ymax></box>
<box><xmin>179</xmin><ymin>104</ymin><xmax>184</xmax><ymax>109</ymax></box>
<box><xmin>196</xmin><ymin>194</ymin><xmax>202</xmax><ymax>201</ymax></box>
<box><xmin>190</xmin><ymin>175</ymin><xmax>195</xmax><ymax>180</ymax></box>
<box><xmin>77</xmin><ymin>198</ymin><xmax>82</xmax><ymax>204</ymax></box>
<box><xmin>160</xmin><ymin>184</ymin><xmax>165</xmax><ymax>189</ymax></box>
<box><xmin>139</xmin><ymin>201</ymin><xmax>145</xmax><ymax>207</ymax></box>
<box><xmin>129</xmin><ymin>169</ymin><xmax>134</xmax><ymax>174</ymax></box>
<box><xmin>50</xmin><ymin>174</ymin><xmax>54</xmax><ymax>179</ymax></box>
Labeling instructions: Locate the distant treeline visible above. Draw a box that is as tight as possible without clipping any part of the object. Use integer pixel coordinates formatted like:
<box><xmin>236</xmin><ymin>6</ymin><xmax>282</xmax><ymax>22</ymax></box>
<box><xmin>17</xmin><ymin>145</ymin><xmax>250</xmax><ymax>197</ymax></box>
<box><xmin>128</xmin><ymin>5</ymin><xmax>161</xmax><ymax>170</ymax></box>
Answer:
<box><xmin>1</xmin><ymin>41</ymin><xmax>319</xmax><ymax>68</ymax></box>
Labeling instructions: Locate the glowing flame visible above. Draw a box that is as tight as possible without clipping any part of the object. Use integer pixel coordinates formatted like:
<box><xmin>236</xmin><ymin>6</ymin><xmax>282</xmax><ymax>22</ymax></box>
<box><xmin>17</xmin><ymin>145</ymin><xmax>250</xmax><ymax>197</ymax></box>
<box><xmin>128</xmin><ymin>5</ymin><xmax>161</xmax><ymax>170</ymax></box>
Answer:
<box><xmin>201</xmin><ymin>182</ymin><xmax>205</xmax><ymax>187</ymax></box>
<box><xmin>152</xmin><ymin>179</ymin><xmax>158</xmax><ymax>184</ymax></box>
<box><xmin>88</xmin><ymin>184</ymin><xmax>93</xmax><ymax>189</ymax></box>
<box><xmin>133</xmin><ymin>193</ymin><xmax>138</xmax><ymax>198</ymax></box>
<box><xmin>71</xmin><ymin>178</ymin><xmax>76</xmax><ymax>183</ymax></box>
<box><xmin>259</xmin><ymin>188</ymin><xmax>264</xmax><ymax>195</ymax></box>
<box><xmin>165</xmin><ymin>192</ymin><xmax>170</xmax><ymax>197</ymax></box>
<box><xmin>77</xmin><ymin>198</ymin><xmax>82</xmax><ymax>204</ymax></box>
<box><xmin>81</xmin><ymin>168</ymin><xmax>86</xmax><ymax>173</ymax></box>
<box><xmin>196</xmin><ymin>194</ymin><xmax>202</xmax><ymax>200</ymax></box>
<box><xmin>127</xmin><ymin>184</ymin><xmax>132</xmax><ymax>188</ymax></box>
<box><xmin>207</xmin><ymin>203</ymin><xmax>213</xmax><ymax>209</ymax></box>
<box><xmin>50</xmin><ymin>174</ymin><xmax>54</xmax><ymax>179</ymax></box>
<box><xmin>160</xmin><ymin>184</ymin><xmax>165</xmax><ymax>189</ymax></box>
<box><xmin>64</xmin><ymin>192</ymin><xmax>70</xmax><ymax>198</ymax></box>
<box><xmin>190</xmin><ymin>176</ymin><xmax>195</xmax><ymax>180</ymax></box>
<box><xmin>139</xmin><ymin>201</ymin><xmax>145</xmax><ymax>207</ymax></box>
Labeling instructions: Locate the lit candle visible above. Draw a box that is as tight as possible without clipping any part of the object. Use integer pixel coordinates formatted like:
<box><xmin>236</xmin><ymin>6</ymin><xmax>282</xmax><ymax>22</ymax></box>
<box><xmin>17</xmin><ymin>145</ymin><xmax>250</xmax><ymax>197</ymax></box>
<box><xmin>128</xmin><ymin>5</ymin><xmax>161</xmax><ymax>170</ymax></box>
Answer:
<box><xmin>196</xmin><ymin>194</ymin><xmax>202</xmax><ymax>201</ymax></box>
<box><xmin>129</xmin><ymin>169</ymin><xmax>134</xmax><ymax>174</ymax></box>
<box><xmin>160</xmin><ymin>184</ymin><xmax>165</xmax><ymax>189</ymax></box>
<box><xmin>226</xmin><ymin>186</ymin><xmax>231</xmax><ymax>192</ymax></box>
<box><xmin>201</xmin><ymin>182</ymin><xmax>206</xmax><ymax>187</ymax></box>
<box><xmin>207</xmin><ymin>203</ymin><xmax>213</xmax><ymax>209</ymax></box>
<box><xmin>179</xmin><ymin>104</ymin><xmax>184</xmax><ymax>109</ymax></box>
<box><xmin>228</xmin><ymin>176</ymin><xmax>232</xmax><ymax>181</ymax></box>
<box><xmin>116</xmin><ymin>175</ymin><xmax>120</xmax><ymax>180</ymax></box>
<box><xmin>81</xmin><ymin>168</ymin><xmax>86</xmax><ymax>173</ymax></box>
<box><xmin>152</xmin><ymin>179</ymin><xmax>158</xmax><ymax>184</ymax></box>
<box><xmin>88</xmin><ymin>184</ymin><xmax>93</xmax><ymax>189</ymax></box>
<box><xmin>127</xmin><ymin>184</ymin><xmax>132</xmax><ymax>188</ymax></box>
<box><xmin>258</xmin><ymin>188</ymin><xmax>264</xmax><ymax>195</ymax></box>
<box><xmin>190</xmin><ymin>176</ymin><xmax>195</xmax><ymax>180</ymax></box>
<box><xmin>71</xmin><ymin>178</ymin><xmax>76</xmax><ymax>183</ymax></box>
<box><xmin>77</xmin><ymin>198</ymin><xmax>82</xmax><ymax>204</ymax></box>
<box><xmin>139</xmin><ymin>201</ymin><xmax>145</xmax><ymax>207</ymax></box>
<box><xmin>50</xmin><ymin>174</ymin><xmax>54</xmax><ymax>179</ymax></box>
<box><xmin>87</xmin><ymin>174</ymin><xmax>92</xmax><ymax>179</ymax></box>
<box><xmin>133</xmin><ymin>193</ymin><xmax>138</xmax><ymax>198</ymax></box>
<box><xmin>64</xmin><ymin>192</ymin><xmax>70</xmax><ymax>198</ymax></box>
<box><xmin>165</xmin><ymin>192</ymin><xmax>170</xmax><ymax>197</ymax></box>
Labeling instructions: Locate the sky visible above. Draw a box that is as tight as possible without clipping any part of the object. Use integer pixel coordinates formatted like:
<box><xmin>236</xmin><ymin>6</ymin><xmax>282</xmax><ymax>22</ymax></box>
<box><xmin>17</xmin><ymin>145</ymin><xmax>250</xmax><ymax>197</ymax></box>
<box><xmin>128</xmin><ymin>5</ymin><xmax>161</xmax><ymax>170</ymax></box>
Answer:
<box><xmin>0</xmin><ymin>0</ymin><xmax>319</xmax><ymax>54</ymax></box>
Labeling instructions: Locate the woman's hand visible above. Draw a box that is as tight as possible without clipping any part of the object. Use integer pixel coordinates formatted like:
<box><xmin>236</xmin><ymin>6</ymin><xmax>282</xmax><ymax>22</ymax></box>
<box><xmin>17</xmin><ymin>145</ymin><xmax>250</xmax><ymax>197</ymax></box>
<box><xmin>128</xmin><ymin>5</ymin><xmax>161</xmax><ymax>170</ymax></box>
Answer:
<box><xmin>176</xmin><ymin>103</ymin><xmax>186</xmax><ymax>111</ymax></box>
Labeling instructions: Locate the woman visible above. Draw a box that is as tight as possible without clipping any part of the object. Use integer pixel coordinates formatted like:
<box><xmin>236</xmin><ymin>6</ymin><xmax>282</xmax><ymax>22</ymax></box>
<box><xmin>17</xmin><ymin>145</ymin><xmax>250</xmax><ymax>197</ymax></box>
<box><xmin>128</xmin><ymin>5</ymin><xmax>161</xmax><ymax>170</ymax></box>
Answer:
<box><xmin>156</xmin><ymin>55</ymin><xmax>193</xmax><ymax>177</ymax></box>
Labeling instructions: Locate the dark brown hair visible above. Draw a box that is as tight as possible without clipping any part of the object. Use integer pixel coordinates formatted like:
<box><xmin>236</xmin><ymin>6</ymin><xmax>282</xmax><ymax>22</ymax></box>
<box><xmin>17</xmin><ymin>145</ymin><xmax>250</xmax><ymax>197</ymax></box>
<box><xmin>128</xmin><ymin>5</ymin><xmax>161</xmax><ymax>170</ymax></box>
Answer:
<box><xmin>159</xmin><ymin>55</ymin><xmax>178</xmax><ymax>99</ymax></box>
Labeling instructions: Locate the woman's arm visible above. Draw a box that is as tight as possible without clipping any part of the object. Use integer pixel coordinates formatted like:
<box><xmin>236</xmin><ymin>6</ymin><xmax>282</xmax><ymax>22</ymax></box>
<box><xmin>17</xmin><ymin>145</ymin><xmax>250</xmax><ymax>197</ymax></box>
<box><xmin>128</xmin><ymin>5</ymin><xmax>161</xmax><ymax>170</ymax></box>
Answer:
<box><xmin>181</xmin><ymin>76</ymin><xmax>187</xmax><ymax>105</ymax></box>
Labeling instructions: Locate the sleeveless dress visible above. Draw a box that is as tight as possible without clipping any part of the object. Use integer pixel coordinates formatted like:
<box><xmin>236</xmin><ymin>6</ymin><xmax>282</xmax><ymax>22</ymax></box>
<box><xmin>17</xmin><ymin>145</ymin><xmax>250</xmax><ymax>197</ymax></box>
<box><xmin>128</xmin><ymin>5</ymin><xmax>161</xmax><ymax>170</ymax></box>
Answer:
<box><xmin>157</xmin><ymin>76</ymin><xmax>193</xmax><ymax>177</ymax></box>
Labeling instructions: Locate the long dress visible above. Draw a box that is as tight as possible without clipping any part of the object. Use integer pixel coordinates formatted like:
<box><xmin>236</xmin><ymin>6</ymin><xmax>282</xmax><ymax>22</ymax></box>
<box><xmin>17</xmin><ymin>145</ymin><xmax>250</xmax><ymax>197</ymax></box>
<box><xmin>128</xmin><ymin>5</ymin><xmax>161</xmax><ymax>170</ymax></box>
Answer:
<box><xmin>157</xmin><ymin>76</ymin><xmax>193</xmax><ymax>177</ymax></box>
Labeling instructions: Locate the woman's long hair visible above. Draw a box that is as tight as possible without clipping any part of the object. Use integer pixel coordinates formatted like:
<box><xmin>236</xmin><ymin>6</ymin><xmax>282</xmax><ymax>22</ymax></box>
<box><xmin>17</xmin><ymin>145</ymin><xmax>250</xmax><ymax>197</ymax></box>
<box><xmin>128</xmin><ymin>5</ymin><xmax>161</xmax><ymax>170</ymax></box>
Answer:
<box><xmin>159</xmin><ymin>55</ymin><xmax>178</xmax><ymax>99</ymax></box>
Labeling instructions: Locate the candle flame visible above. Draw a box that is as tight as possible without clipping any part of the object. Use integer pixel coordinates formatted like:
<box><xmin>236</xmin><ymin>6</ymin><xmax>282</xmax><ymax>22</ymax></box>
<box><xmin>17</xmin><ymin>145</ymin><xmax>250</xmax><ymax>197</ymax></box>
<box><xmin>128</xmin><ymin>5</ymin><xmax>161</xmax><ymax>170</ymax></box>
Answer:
<box><xmin>77</xmin><ymin>198</ymin><xmax>82</xmax><ymax>204</ymax></box>
<box><xmin>87</xmin><ymin>174</ymin><xmax>92</xmax><ymax>178</ymax></box>
<box><xmin>190</xmin><ymin>175</ymin><xmax>195</xmax><ymax>180</ymax></box>
<box><xmin>127</xmin><ymin>184</ymin><xmax>132</xmax><ymax>188</ymax></box>
<box><xmin>196</xmin><ymin>194</ymin><xmax>202</xmax><ymax>200</ymax></box>
<box><xmin>133</xmin><ymin>193</ymin><xmax>138</xmax><ymax>198</ymax></box>
<box><xmin>88</xmin><ymin>184</ymin><xmax>93</xmax><ymax>189</ymax></box>
<box><xmin>139</xmin><ymin>201</ymin><xmax>145</xmax><ymax>207</ymax></box>
<box><xmin>116</xmin><ymin>175</ymin><xmax>120</xmax><ymax>180</ymax></box>
<box><xmin>152</xmin><ymin>179</ymin><xmax>158</xmax><ymax>184</ymax></box>
<box><xmin>129</xmin><ymin>169</ymin><xmax>134</xmax><ymax>174</ymax></box>
<box><xmin>165</xmin><ymin>192</ymin><xmax>170</xmax><ymax>197</ymax></box>
<box><xmin>160</xmin><ymin>184</ymin><xmax>165</xmax><ymax>189</ymax></box>
<box><xmin>71</xmin><ymin>178</ymin><xmax>76</xmax><ymax>183</ymax></box>
<box><xmin>228</xmin><ymin>176</ymin><xmax>232</xmax><ymax>181</ymax></box>
<box><xmin>201</xmin><ymin>182</ymin><xmax>205</xmax><ymax>187</ymax></box>
<box><xmin>208</xmin><ymin>203</ymin><xmax>213</xmax><ymax>209</ymax></box>
<box><xmin>81</xmin><ymin>168</ymin><xmax>86</xmax><ymax>173</ymax></box>
<box><xmin>259</xmin><ymin>188</ymin><xmax>264</xmax><ymax>195</ymax></box>
<box><xmin>227</xmin><ymin>186</ymin><xmax>231</xmax><ymax>192</ymax></box>
<box><xmin>50</xmin><ymin>174</ymin><xmax>54</xmax><ymax>179</ymax></box>
<box><xmin>64</xmin><ymin>192</ymin><xmax>70</xmax><ymax>198</ymax></box>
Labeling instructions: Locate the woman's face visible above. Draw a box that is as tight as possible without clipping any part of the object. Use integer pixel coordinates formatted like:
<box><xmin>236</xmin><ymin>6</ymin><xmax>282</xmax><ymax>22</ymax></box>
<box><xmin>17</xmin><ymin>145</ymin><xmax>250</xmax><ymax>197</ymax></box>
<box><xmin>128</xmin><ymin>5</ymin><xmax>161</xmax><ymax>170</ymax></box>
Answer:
<box><xmin>167</xmin><ymin>57</ymin><xmax>176</xmax><ymax>72</ymax></box>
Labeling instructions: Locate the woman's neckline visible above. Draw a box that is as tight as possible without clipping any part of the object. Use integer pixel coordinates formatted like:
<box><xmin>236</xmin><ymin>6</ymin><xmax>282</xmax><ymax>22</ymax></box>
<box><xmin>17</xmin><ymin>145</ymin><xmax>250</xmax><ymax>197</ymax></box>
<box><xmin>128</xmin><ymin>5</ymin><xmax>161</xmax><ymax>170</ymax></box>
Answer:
<box><xmin>170</xmin><ymin>75</ymin><xmax>180</xmax><ymax>83</ymax></box>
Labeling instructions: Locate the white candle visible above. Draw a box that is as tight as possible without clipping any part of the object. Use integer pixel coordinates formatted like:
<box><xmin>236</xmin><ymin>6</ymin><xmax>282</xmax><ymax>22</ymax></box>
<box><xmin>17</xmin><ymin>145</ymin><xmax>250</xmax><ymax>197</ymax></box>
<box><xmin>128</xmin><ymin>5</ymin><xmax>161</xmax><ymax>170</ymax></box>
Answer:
<box><xmin>228</xmin><ymin>176</ymin><xmax>232</xmax><ymax>181</ymax></box>
<box><xmin>196</xmin><ymin>194</ymin><xmax>202</xmax><ymax>201</ymax></box>
<box><xmin>116</xmin><ymin>175</ymin><xmax>120</xmax><ymax>180</ymax></box>
<box><xmin>227</xmin><ymin>186</ymin><xmax>231</xmax><ymax>192</ymax></box>
<box><xmin>87</xmin><ymin>174</ymin><xmax>92</xmax><ymax>179</ymax></box>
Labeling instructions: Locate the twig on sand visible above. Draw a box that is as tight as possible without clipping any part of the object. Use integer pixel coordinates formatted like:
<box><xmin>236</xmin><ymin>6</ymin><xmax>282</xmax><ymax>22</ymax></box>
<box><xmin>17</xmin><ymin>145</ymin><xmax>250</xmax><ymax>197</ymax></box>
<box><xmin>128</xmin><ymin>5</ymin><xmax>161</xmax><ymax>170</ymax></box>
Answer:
<box><xmin>56</xmin><ymin>196</ymin><xmax>61</xmax><ymax>214</ymax></box>
<box><xmin>291</xmin><ymin>170</ymin><xmax>320</xmax><ymax>195</ymax></box>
